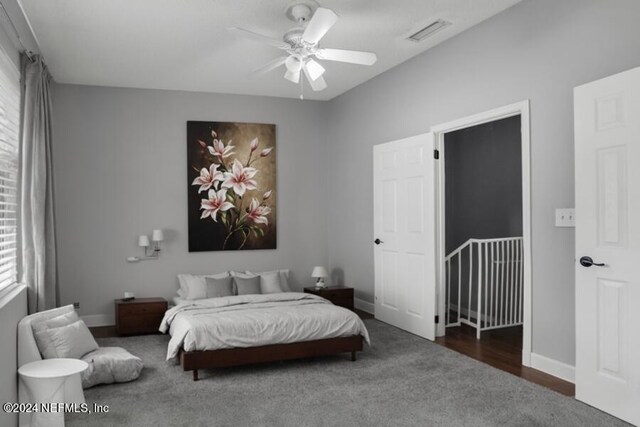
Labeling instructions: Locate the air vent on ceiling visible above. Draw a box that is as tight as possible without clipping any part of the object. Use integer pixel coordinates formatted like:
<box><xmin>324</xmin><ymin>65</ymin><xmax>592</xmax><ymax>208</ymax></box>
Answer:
<box><xmin>407</xmin><ymin>19</ymin><xmax>451</xmax><ymax>42</ymax></box>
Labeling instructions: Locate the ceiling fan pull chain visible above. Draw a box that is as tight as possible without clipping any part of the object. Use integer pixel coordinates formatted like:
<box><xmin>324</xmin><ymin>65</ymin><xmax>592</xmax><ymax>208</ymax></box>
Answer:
<box><xmin>299</xmin><ymin>74</ymin><xmax>304</xmax><ymax>100</ymax></box>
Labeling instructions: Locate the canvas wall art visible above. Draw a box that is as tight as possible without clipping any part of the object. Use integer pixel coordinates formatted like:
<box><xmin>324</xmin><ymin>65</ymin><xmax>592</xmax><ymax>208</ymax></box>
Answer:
<box><xmin>187</xmin><ymin>121</ymin><xmax>276</xmax><ymax>251</ymax></box>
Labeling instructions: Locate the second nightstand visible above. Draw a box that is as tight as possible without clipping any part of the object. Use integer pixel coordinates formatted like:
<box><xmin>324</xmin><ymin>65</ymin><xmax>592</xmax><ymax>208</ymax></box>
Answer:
<box><xmin>115</xmin><ymin>297</ymin><xmax>168</xmax><ymax>336</ymax></box>
<box><xmin>304</xmin><ymin>286</ymin><xmax>354</xmax><ymax>311</ymax></box>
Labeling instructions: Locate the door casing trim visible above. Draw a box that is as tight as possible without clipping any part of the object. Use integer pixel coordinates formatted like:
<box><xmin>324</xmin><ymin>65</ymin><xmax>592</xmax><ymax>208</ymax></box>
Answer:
<box><xmin>430</xmin><ymin>100</ymin><xmax>532</xmax><ymax>367</ymax></box>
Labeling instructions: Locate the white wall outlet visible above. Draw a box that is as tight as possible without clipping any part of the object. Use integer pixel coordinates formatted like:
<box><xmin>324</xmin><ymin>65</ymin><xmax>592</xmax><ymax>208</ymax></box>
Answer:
<box><xmin>555</xmin><ymin>208</ymin><xmax>575</xmax><ymax>227</ymax></box>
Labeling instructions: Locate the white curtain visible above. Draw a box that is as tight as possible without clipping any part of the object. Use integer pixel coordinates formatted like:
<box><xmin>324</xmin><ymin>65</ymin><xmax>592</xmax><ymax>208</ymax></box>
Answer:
<box><xmin>18</xmin><ymin>54</ymin><xmax>57</xmax><ymax>313</ymax></box>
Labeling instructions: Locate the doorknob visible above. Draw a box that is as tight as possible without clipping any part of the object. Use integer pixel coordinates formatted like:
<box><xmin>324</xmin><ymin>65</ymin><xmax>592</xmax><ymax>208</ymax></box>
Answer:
<box><xmin>374</xmin><ymin>238</ymin><xmax>383</xmax><ymax>245</ymax></box>
<box><xmin>579</xmin><ymin>256</ymin><xmax>605</xmax><ymax>267</ymax></box>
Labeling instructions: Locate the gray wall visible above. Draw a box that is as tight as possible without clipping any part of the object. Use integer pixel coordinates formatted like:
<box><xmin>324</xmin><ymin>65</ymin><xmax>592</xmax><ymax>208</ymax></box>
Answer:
<box><xmin>52</xmin><ymin>85</ymin><xmax>328</xmax><ymax>322</ymax></box>
<box><xmin>325</xmin><ymin>0</ymin><xmax>640</xmax><ymax>365</ymax></box>
<box><xmin>0</xmin><ymin>286</ymin><xmax>27</xmax><ymax>427</ymax></box>
<box><xmin>445</xmin><ymin>116</ymin><xmax>522</xmax><ymax>253</ymax></box>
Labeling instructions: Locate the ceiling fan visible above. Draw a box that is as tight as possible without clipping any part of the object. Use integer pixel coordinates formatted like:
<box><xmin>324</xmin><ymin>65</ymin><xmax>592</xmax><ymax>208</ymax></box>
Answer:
<box><xmin>228</xmin><ymin>2</ymin><xmax>377</xmax><ymax>96</ymax></box>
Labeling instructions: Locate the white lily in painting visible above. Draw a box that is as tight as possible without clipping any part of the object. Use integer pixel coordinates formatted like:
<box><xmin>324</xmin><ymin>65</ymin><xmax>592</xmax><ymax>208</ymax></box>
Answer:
<box><xmin>200</xmin><ymin>188</ymin><xmax>234</xmax><ymax>221</ymax></box>
<box><xmin>222</xmin><ymin>159</ymin><xmax>258</xmax><ymax>197</ymax></box>
<box><xmin>207</xmin><ymin>138</ymin><xmax>235</xmax><ymax>159</ymax></box>
<box><xmin>191</xmin><ymin>163</ymin><xmax>223</xmax><ymax>193</ymax></box>
<box><xmin>246</xmin><ymin>198</ymin><xmax>271</xmax><ymax>225</ymax></box>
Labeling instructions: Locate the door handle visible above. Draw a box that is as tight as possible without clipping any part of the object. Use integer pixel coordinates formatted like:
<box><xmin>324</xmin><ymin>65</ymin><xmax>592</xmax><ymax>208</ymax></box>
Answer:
<box><xmin>579</xmin><ymin>256</ymin><xmax>605</xmax><ymax>268</ymax></box>
<box><xmin>374</xmin><ymin>238</ymin><xmax>383</xmax><ymax>245</ymax></box>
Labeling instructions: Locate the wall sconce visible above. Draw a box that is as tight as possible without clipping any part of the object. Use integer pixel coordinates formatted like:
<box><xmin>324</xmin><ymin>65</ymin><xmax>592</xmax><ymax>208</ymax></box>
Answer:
<box><xmin>127</xmin><ymin>229</ymin><xmax>164</xmax><ymax>262</ymax></box>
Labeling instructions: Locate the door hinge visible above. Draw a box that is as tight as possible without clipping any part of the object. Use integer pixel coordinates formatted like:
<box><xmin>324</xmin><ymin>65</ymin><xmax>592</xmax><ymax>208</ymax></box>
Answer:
<box><xmin>434</xmin><ymin>149</ymin><xmax>440</xmax><ymax>159</ymax></box>
<box><xmin>435</xmin><ymin>315</ymin><xmax>440</xmax><ymax>324</ymax></box>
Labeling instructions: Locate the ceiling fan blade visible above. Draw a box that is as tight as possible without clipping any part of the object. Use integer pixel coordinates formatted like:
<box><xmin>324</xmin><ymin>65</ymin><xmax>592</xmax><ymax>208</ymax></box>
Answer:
<box><xmin>250</xmin><ymin>56</ymin><xmax>288</xmax><ymax>78</ymax></box>
<box><xmin>303</xmin><ymin>65</ymin><xmax>327</xmax><ymax>91</ymax></box>
<box><xmin>316</xmin><ymin>48</ymin><xmax>377</xmax><ymax>65</ymax></box>
<box><xmin>228</xmin><ymin>27</ymin><xmax>290</xmax><ymax>49</ymax></box>
<box><xmin>284</xmin><ymin>68</ymin><xmax>301</xmax><ymax>84</ymax></box>
<box><xmin>301</xmin><ymin>8</ymin><xmax>338</xmax><ymax>45</ymax></box>
<box><xmin>305</xmin><ymin>59</ymin><xmax>325</xmax><ymax>81</ymax></box>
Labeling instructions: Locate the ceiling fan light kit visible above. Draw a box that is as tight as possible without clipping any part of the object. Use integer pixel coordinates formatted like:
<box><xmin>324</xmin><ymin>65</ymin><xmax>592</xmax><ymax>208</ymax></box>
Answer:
<box><xmin>285</xmin><ymin>55</ymin><xmax>303</xmax><ymax>73</ymax></box>
<box><xmin>229</xmin><ymin>2</ymin><xmax>378</xmax><ymax>98</ymax></box>
<box><xmin>305</xmin><ymin>59</ymin><xmax>325</xmax><ymax>81</ymax></box>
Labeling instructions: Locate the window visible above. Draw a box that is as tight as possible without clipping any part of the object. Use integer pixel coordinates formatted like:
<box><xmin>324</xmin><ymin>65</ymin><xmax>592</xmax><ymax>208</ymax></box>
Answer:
<box><xmin>0</xmin><ymin>49</ymin><xmax>19</xmax><ymax>292</ymax></box>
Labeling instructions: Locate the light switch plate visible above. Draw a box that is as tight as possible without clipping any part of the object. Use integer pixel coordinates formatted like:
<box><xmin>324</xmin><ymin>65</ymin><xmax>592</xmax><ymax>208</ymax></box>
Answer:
<box><xmin>555</xmin><ymin>208</ymin><xmax>575</xmax><ymax>227</ymax></box>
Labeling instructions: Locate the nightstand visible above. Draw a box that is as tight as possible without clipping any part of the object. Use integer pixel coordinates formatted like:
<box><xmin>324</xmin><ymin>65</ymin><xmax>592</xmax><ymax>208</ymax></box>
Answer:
<box><xmin>304</xmin><ymin>286</ymin><xmax>354</xmax><ymax>311</ymax></box>
<box><xmin>115</xmin><ymin>297</ymin><xmax>168</xmax><ymax>336</ymax></box>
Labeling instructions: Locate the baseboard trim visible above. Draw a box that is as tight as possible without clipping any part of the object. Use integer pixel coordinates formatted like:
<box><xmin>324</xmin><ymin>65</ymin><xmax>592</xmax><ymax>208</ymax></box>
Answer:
<box><xmin>81</xmin><ymin>314</ymin><xmax>114</xmax><ymax>327</ymax></box>
<box><xmin>354</xmin><ymin>298</ymin><xmax>374</xmax><ymax>314</ymax></box>
<box><xmin>530</xmin><ymin>352</ymin><xmax>575</xmax><ymax>383</ymax></box>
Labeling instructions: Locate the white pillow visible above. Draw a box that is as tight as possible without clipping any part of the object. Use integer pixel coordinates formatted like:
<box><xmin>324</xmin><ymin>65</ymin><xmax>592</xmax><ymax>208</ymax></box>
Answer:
<box><xmin>32</xmin><ymin>311</ymin><xmax>80</xmax><ymax>359</ymax></box>
<box><xmin>245</xmin><ymin>269</ymin><xmax>291</xmax><ymax>292</ymax></box>
<box><xmin>37</xmin><ymin>320</ymin><xmax>99</xmax><ymax>359</ymax></box>
<box><xmin>280</xmin><ymin>270</ymin><xmax>291</xmax><ymax>292</ymax></box>
<box><xmin>177</xmin><ymin>272</ymin><xmax>229</xmax><ymax>300</ymax></box>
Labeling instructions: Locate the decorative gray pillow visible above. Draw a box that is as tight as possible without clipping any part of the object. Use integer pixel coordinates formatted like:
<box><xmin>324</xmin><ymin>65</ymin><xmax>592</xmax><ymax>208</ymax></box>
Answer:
<box><xmin>205</xmin><ymin>276</ymin><xmax>234</xmax><ymax>298</ymax></box>
<box><xmin>260</xmin><ymin>271</ymin><xmax>283</xmax><ymax>294</ymax></box>
<box><xmin>234</xmin><ymin>276</ymin><xmax>261</xmax><ymax>295</ymax></box>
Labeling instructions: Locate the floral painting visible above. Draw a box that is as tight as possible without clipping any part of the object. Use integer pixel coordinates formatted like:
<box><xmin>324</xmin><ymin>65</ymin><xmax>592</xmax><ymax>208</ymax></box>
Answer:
<box><xmin>187</xmin><ymin>121</ymin><xmax>276</xmax><ymax>251</ymax></box>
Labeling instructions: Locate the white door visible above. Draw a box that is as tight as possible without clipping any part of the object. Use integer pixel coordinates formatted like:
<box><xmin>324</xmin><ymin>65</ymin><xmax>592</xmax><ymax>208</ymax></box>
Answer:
<box><xmin>373</xmin><ymin>133</ymin><xmax>436</xmax><ymax>340</ymax></box>
<box><xmin>574</xmin><ymin>66</ymin><xmax>640</xmax><ymax>426</ymax></box>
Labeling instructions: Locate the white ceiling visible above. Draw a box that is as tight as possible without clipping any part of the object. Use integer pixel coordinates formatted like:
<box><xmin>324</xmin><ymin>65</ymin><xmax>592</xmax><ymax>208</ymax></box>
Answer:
<box><xmin>19</xmin><ymin>0</ymin><xmax>521</xmax><ymax>101</ymax></box>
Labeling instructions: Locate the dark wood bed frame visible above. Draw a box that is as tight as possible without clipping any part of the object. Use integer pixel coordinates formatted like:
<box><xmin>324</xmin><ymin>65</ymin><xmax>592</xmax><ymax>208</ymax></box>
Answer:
<box><xmin>179</xmin><ymin>335</ymin><xmax>364</xmax><ymax>381</ymax></box>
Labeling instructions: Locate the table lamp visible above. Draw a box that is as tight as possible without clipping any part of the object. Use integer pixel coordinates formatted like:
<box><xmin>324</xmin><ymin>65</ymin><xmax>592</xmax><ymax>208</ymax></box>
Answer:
<box><xmin>312</xmin><ymin>266</ymin><xmax>329</xmax><ymax>288</ymax></box>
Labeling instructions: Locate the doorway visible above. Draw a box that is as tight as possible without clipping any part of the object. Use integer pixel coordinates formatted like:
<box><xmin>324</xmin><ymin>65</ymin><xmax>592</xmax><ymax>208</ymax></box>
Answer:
<box><xmin>431</xmin><ymin>101</ymin><xmax>533</xmax><ymax>367</ymax></box>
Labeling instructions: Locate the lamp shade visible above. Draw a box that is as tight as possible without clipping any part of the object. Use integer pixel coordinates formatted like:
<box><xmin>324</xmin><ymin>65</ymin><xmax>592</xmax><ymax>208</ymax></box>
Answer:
<box><xmin>138</xmin><ymin>235</ymin><xmax>150</xmax><ymax>247</ymax></box>
<box><xmin>311</xmin><ymin>266</ymin><xmax>328</xmax><ymax>278</ymax></box>
<box><xmin>152</xmin><ymin>229</ymin><xmax>164</xmax><ymax>242</ymax></box>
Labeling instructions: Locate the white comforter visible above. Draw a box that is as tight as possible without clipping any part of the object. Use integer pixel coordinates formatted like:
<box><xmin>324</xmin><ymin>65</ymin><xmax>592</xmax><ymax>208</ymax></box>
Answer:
<box><xmin>160</xmin><ymin>292</ymin><xmax>370</xmax><ymax>360</ymax></box>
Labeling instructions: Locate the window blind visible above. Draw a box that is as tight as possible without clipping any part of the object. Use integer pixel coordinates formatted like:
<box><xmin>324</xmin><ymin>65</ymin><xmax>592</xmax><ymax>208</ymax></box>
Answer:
<box><xmin>0</xmin><ymin>49</ymin><xmax>19</xmax><ymax>292</ymax></box>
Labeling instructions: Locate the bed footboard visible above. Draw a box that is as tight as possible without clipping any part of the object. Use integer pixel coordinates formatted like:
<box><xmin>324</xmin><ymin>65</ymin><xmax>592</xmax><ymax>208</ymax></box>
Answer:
<box><xmin>180</xmin><ymin>335</ymin><xmax>364</xmax><ymax>381</ymax></box>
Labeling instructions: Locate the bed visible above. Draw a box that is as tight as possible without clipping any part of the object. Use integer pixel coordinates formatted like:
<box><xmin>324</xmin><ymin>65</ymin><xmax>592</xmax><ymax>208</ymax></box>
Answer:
<box><xmin>160</xmin><ymin>292</ymin><xmax>370</xmax><ymax>380</ymax></box>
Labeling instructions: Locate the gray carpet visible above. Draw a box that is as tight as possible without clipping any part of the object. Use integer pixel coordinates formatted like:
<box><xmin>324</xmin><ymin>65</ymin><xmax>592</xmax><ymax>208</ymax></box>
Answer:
<box><xmin>68</xmin><ymin>320</ymin><xmax>629</xmax><ymax>427</ymax></box>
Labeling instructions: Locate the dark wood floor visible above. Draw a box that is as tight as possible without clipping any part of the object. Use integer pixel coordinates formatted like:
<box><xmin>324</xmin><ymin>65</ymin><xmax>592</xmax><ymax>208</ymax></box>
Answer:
<box><xmin>436</xmin><ymin>324</ymin><xmax>575</xmax><ymax>396</ymax></box>
<box><xmin>89</xmin><ymin>325</ymin><xmax>117</xmax><ymax>338</ymax></box>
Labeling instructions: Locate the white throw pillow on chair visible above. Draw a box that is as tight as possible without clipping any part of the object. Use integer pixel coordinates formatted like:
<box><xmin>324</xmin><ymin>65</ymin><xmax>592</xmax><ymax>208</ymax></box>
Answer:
<box><xmin>32</xmin><ymin>310</ymin><xmax>80</xmax><ymax>359</ymax></box>
<box><xmin>36</xmin><ymin>320</ymin><xmax>99</xmax><ymax>359</ymax></box>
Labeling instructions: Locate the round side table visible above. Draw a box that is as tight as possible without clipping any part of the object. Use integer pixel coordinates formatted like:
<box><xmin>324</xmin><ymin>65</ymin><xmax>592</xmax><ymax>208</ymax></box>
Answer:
<box><xmin>18</xmin><ymin>358</ymin><xmax>88</xmax><ymax>427</ymax></box>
